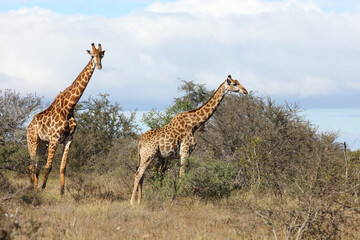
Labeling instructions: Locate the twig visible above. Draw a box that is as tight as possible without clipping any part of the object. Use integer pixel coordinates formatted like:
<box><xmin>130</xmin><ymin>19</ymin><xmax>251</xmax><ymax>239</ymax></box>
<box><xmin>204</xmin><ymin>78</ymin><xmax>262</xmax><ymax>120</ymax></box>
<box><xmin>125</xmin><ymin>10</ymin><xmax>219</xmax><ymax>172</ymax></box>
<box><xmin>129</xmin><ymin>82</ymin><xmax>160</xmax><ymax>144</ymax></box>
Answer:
<box><xmin>72</xmin><ymin>218</ymin><xmax>77</xmax><ymax>228</ymax></box>
<box><xmin>295</xmin><ymin>207</ymin><xmax>311</xmax><ymax>240</ymax></box>
<box><xmin>295</xmin><ymin>181</ymin><xmax>304</xmax><ymax>194</ymax></box>
<box><xmin>254</xmin><ymin>210</ymin><xmax>279</xmax><ymax>240</ymax></box>
<box><xmin>1</xmin><ymin>186</ymin><xmax>32</xmax><ymax>202</ymax></box>
<box><xmin>343</xmin><ymin>142</ymin><xmax>349</xmax><ymax>183</ymax></box>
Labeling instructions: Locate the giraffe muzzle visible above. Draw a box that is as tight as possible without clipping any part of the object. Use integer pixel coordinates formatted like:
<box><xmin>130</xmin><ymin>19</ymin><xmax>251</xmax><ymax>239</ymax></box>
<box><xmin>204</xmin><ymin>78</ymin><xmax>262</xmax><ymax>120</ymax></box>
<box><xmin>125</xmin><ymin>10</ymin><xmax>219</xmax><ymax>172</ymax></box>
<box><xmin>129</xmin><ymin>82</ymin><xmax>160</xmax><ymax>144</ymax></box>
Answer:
<box><xmin>241</xmin><ymin>87</ymin><xmax>248</xmax><ymax>94</ymax></box>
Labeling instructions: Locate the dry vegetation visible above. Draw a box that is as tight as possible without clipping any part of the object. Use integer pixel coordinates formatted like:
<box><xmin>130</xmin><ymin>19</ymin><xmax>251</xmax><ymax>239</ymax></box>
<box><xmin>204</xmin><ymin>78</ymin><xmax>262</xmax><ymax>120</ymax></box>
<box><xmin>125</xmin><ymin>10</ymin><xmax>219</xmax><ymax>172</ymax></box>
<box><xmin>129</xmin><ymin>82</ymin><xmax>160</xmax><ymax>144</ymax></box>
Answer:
<box><xmin>1</xmin><ymin>85</ymin><xmax>360</xmax><ymax>239</ymax></box>
<box><xmin>1</xmin><ymin>175</ymin><xmax>272</xmax><ymax>240</ymax></box>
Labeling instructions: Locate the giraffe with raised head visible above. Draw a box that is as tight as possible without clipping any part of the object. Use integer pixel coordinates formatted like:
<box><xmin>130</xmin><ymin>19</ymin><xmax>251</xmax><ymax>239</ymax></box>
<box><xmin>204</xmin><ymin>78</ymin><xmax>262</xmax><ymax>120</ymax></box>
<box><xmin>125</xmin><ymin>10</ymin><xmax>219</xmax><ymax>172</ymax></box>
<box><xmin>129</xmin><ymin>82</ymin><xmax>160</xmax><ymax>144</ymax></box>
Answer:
<box><xmin>130</xmin><ymin>75</ymin><xmax>248</xmax><ymax>205</ymax></box>
<box><xmin>27</xmin><ymin>43</ymin><xmax>106</xmax><ymax>195</ymax></box>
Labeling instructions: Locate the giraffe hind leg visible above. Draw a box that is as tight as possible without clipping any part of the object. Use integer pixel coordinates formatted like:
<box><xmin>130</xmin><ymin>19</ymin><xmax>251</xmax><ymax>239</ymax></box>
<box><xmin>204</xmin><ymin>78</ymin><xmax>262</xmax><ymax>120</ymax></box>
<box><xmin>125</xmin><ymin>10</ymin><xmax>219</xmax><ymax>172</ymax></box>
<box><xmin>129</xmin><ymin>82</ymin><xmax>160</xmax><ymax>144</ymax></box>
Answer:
<box><xmin>26</xmin><ymin>123</ymin><xmax>46</xmax><ymax>190</ymax></box>
<box><xmin>28</xmin><ymin>143</ymin><xmax>46</xmax><ymax>191</ymax></box>
<box><xmin>130</xmin><ymin>154</ymin><xmax>155</xmax><ymax>205</ymax></box>
<box><xmin>130</xmin><ymin>148</ymin><xmax>145</xmax><ymax>205</ymax></box>
<box><xmin>130</xmin><ymin>167</ymin><xmax>142</xmax><ymax>205</ymax></box>
<box><xmin>137</xmin><ymin>175</ymin><xmax>144</xmax><ymax>204</ymax></box>
<box><xmin>34</xmin><ymin>140</ymin><xmax>48</xmax><ymax>188</ymax></box>
<box><xmin>42</xmin><ymin>140</ymin><xmax>58</xmax><ymax>189</ymax></box>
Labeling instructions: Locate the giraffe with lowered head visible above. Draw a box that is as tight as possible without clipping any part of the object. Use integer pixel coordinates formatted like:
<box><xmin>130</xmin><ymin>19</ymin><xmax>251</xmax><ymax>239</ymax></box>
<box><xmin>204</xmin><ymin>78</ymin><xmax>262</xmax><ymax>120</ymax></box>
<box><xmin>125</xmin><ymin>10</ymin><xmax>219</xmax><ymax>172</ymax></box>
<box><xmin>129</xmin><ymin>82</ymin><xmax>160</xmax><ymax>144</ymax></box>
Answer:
<box><xmin>130</xmin><ymin>75</ymin><xmax>248</xmax><ymax>204</ymax></box>
<box><xmin>27</xmin><ymin>43</ymin><xmax>106</xmax><ymax>195</ymax></box>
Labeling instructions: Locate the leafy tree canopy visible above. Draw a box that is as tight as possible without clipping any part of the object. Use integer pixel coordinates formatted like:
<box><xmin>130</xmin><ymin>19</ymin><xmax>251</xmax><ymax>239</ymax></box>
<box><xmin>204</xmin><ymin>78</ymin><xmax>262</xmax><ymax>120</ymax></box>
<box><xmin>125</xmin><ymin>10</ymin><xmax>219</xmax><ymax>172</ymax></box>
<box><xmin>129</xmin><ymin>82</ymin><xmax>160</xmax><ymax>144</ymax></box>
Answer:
<box><xmin>141</xmin><ymin>80</ymin><xmax>212</xmax><ymax>129</ymax></box>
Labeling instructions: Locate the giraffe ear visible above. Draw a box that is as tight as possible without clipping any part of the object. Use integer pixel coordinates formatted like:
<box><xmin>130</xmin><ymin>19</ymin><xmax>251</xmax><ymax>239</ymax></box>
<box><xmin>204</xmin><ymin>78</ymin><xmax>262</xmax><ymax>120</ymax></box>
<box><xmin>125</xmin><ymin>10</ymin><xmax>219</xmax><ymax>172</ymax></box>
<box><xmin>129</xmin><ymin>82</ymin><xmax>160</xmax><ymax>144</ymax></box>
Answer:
<box><xmin>101</xmin><ymin>50</ymin><xmax>106</xmax><ymax>55</ymax></box>
<box><xmin>86</xmin><ymin>50</ymin><xmax>92</xmax><ymax>55</ymax></box>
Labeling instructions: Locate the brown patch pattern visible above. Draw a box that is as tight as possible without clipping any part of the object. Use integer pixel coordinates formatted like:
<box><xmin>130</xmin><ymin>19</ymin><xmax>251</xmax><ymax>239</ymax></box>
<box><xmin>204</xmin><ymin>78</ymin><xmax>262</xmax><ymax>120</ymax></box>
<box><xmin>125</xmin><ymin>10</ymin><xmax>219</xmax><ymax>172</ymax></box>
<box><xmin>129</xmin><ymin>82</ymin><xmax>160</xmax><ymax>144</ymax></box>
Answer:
<box><xmin>130</xmin><ymin>75</ymin><xmax>248</xmax><ymax>205</ymax></box>
<box><xmin>26</xmin><ymin>43</ymin><xmax>105</xmax><ymax>195</ymax></box>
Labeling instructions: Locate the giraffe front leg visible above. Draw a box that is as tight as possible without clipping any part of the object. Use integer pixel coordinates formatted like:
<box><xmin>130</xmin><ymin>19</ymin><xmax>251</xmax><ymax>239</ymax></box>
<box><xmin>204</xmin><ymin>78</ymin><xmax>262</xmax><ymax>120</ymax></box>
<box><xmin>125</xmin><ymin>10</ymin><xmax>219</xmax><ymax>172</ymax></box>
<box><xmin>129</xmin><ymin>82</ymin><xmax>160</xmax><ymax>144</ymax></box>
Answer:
<box><xmin>180</xmin><ymin>145</ymin><xmax>191</xmax><ymax>177</ymax></box>
<box><xmin>58</xmin><ymin>118</ymin><xmax>76</xmax><ymax>195</ymax></box>
<box><xmin>68</xmin><ymin>117</ymin><xmax>77</xmax><ymax>135</ymax></box>
<box><xmin>60</xmin><ymin>138</ymin><xmax>73</xmax><ymax>195</ymax></box>
<box><xmin>180</xmin><ymin>155</ymin><xmax>188</xmax><ymax>177</ymax></box>
<box><xmin>179</xmin><ymin>135</ymin><xmax>196</xmax><ymax>177</ymax></box>
<box><xmin>42</xmin><ymin>141</ymin><xmax>58</xmax><ymax>189</ymax></box>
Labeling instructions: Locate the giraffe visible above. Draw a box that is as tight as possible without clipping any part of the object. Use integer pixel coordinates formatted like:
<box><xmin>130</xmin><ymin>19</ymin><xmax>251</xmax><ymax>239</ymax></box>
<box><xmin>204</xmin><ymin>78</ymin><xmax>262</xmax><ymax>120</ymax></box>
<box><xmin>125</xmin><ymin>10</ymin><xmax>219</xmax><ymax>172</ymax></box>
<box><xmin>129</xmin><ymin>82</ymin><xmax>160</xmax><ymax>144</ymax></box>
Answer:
<box><xmin>130</xmin><ymin>75</ymin><xmax>248</xmax><ymax>205</ymax></box>
<box><xmin>26</xmin><ymin>43</ymin><xmax>106</xmax><ymax>195</ymax></box>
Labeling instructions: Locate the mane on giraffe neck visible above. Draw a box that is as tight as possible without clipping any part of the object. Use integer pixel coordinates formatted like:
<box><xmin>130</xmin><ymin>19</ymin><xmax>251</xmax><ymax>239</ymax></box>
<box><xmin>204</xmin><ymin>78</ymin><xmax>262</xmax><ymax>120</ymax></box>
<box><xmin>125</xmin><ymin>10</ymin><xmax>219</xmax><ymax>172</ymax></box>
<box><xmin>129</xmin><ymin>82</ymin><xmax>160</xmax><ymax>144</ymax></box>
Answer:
<box><xmin>57</xmin><ymin>58</ymin><xmax>95</xmax><ymax>111</ymax></box>
<box><xmin>173</xmin><ymin>81</ymin><xmax>228</xmax><ymax>131</ymax></box>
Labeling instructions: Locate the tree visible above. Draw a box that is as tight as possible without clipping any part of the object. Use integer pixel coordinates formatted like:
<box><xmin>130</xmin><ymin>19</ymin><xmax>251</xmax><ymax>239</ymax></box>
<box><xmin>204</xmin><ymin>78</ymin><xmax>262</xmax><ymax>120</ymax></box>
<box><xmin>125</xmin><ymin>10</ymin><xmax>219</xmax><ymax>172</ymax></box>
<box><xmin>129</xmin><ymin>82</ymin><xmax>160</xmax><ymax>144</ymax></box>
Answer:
<box><xmin>0</xmin><ymin>89</ymin><xmax>43</xmax><ymax>143</ymax></box>
<box><xmin>68</xmin><ymin>93</ymin><xmax>139</xmax><ymax>171</ymax></box>
<box><xmin>195</xmin><ymin>94</ymin><xmax>320</xmax><ymax>192</ymax></box>
<box><xmin>141</xmin><ymin>79</ymin><xmax>212</xmax><ymax>129</ymax></box>
<box><xmin>0</xmin><ymin>89</ymin><xmax>43</xmax><ymax>172</ymax></box>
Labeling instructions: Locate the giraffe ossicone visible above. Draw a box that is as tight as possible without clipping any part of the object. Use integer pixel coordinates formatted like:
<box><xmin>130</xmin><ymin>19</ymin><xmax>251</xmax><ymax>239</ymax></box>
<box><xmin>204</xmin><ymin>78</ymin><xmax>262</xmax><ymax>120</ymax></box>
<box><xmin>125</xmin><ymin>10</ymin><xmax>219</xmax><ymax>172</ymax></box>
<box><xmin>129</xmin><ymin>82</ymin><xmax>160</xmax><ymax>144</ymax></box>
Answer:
<box><xmin>130</xmin><ymin>75</ymin><xmax>248</xmax><ymax>205</ymax></box>
<box><xmin>27</xmin><ymin>43</ymin><xmax>106</xmax><ymax>195</ymax></box>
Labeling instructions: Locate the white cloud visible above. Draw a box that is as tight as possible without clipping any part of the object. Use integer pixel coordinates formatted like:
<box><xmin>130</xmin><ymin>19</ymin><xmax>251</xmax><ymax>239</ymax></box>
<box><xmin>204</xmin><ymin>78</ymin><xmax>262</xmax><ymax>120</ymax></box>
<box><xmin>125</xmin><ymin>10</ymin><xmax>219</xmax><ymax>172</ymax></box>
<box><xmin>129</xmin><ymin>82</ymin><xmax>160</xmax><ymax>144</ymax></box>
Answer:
<box><xmin>1</xmin><ymin>1</ymin><xmax>360</xmax><ymax>110</ymax></box>
<box><xmin>346</xmin><ymin>81</ymin><xmax>360</xmax><ymax>89</ymax></box>
<box><xmin>224</xmin><ymin>72</ymin><xmax>336</xmax><ymax>97</ymax></box>
<box><xmin>139</xmin><ymin>54</ymin><xmax>154</xmax><ymax>65</ymax></box>
<box><xmin>296</xmin><ymin>76</ymin><xmax>337</xmax><ymax>97</ymax></box>
<box><xmin>147</xmin><ymin>0</ymin><xmax>321</xmax><ymax>16</ymax></box>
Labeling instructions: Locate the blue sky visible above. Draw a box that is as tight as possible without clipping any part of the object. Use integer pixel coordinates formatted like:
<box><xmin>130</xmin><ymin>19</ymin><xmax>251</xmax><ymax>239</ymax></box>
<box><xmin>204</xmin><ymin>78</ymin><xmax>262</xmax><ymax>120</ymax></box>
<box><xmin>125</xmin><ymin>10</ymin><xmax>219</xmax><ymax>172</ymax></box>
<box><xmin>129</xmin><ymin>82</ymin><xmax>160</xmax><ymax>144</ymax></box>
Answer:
<box><xmin>0</xmin><ymin>0</ymin><xmax>157</xmax><ymax>17</ymax></box>
<box><xmin>1</xmin><ymin>0</ymin><xmax>360</xmax><ymax>148</ymax></box>
<box><xmin>1</xmin><ymin>0</ymin><xmax>359</xmax><ymax>15</ymax></box>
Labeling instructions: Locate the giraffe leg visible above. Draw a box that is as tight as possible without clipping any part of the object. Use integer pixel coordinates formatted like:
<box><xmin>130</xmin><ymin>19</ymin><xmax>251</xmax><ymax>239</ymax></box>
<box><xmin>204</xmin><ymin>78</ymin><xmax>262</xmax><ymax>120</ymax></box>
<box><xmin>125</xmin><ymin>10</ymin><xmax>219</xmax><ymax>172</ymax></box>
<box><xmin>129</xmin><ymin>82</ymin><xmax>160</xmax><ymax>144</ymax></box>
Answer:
<box><xmin>60</xmin><ymin>138</ymin><xmax>73</xmax><ymax>195</ymax></box>
<box><xmin>59</xmin><ymin>118</ymin><xmax>76</xmax><ymax>195</ymax></box>
<box><xmin>29</xmin><ymin>160</ymin><xmax>38</xmax><ymax>190</ymax></box>
<box><xmin>179</xmin><ymin>155</ymin><xmax>188</xmax><ymax>177</ymax></box>
<box><xmin>42</xmin><ymin>140</ymin><xmax>58</xmax><ymax>189</ymax></box>
<box><xmin>137</xmin><ymin>175</ymin><xmax>144</xmax><ymax>204</ymax></box>
<box><xmin>179</xmin><ymin>136</ymin><xmax>196</xmax><ymax>177</ymax></box>
<box><xmin>180</xmin><ymin>144</ymin><xmax>190</xmax><ymax>177</ymax></box>
<box><xmin>26</xmin><ymin>122</ymin><xmax>40</xmax><ymax>190</ymax></box>
<box><xmin>28</xmin><ymin>152</ymin><xmax>36</xmax><ymax>188</ymax></box>
<box><xmin>130</xmin><ymin>167</ymin><xmax>145</xmax><ymax>205</ymax></box>
<box><xmin>130</xmin><ymin>157</ymin><xmax>154</xmax><ymax>205</ymax></box>
<box><xmin>130</xmin><ymin>170</ymin><xmax>142</xmax><ymax>205</ymax></box>
<box><xmin>33</xmin><ymin>140</ymin><xmax>48</xmax><ymax>189</ymax></box>
<box><xmin>158</xmin><ymin>158</ymin><xmax>168</xmax><ymax>173</ymax></box>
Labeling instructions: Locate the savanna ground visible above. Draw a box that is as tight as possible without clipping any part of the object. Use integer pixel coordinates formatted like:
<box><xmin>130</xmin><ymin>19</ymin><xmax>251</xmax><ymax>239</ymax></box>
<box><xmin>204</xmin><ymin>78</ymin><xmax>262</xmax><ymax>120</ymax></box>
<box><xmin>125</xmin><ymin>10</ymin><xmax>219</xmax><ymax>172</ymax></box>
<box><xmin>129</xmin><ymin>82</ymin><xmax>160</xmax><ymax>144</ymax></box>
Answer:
<box><xmin>1</xmin><ymin>173</ymin><xmax>275</xmax><ymax>240</ymax></box>
<box><xmin>1</xmin><ymin>82</ymin><xmax>360</xmax><ymax>239</ymax></box>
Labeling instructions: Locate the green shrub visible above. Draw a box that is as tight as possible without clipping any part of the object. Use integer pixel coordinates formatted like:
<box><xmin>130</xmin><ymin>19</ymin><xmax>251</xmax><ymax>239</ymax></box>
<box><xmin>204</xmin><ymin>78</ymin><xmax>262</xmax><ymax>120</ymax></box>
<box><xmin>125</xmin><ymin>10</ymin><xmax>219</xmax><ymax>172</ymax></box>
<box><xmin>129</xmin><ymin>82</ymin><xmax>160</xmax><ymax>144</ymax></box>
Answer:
<box><xmin>182</xmin><ymin>159</ymin><xmax>236</xmax><ymax>201</ymax></box>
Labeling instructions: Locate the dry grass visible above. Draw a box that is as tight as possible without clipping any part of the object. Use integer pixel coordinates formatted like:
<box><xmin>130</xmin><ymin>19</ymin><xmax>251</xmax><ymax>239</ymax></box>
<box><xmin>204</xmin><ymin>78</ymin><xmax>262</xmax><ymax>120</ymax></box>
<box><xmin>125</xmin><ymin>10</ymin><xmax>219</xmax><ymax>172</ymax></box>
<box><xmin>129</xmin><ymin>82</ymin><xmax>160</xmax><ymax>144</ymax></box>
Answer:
<box><xmin>1</xmin><ymin>174</ymin><xmax>276</xmax><ymax>240</ymax></box>
<box><xmin>2</xmin><ymin>172</ymin><xmax>359</xmax><ymax>240</ymax></box>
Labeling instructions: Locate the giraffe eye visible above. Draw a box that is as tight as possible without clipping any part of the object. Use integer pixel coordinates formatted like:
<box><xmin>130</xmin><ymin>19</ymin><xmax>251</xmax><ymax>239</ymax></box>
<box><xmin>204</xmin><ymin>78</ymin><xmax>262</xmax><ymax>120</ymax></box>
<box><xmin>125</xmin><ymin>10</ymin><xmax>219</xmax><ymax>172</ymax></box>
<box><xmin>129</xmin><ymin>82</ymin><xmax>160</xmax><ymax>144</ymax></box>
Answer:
<box><xmin>233</xmin><ymin>83</ymin><xmax>238</xmax><ymax>86</ymax></box>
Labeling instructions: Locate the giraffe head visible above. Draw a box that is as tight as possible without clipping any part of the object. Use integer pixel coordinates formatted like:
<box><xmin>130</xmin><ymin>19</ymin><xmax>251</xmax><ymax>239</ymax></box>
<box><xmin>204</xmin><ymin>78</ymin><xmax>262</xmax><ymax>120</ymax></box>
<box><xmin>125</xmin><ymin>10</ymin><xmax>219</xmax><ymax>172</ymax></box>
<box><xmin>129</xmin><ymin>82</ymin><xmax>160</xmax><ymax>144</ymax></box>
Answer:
<box><xmin>225</xmin><ymin>75</ymin><xmax>248</xmax><ymax>94</ymax></box>
<box><xmin>86</xmin><ymin>43</ymin><xmax>106</xmax><ymax>70</ymax></box>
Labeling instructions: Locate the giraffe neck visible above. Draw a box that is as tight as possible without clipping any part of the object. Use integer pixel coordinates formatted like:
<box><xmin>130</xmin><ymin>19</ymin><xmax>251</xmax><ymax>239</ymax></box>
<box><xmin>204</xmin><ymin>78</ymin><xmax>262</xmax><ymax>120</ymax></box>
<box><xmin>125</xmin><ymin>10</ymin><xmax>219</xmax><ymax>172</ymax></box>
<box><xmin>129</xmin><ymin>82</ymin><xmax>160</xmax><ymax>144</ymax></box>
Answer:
<box><xmin>61</xmin><ymin>59</ymin><xmax>95</xmax><ymax>112</ymax></box>
<box><xmin>190</xmin><ymin>81</ymin><xmax>227</xmax><ymax>131</ymax></box>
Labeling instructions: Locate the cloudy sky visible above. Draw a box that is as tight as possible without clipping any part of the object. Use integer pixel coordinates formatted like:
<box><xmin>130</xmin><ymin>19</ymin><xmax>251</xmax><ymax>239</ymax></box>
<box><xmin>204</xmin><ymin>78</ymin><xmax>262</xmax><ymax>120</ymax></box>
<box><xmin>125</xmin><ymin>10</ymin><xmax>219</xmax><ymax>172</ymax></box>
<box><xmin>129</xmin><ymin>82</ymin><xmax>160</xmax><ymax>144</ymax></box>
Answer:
<box><xmin>1</xmin><ymin>0</ymin><xmax>360</xmax><ymax>148</ymax></box>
